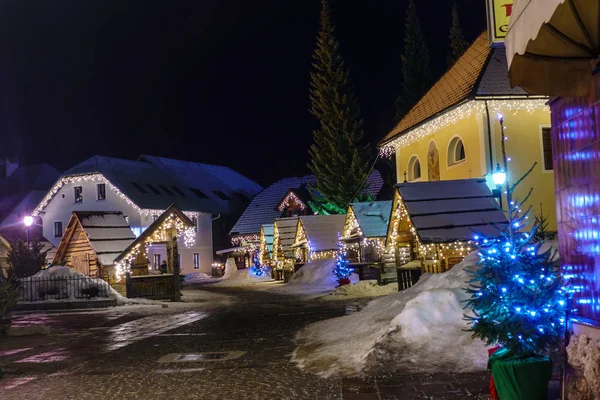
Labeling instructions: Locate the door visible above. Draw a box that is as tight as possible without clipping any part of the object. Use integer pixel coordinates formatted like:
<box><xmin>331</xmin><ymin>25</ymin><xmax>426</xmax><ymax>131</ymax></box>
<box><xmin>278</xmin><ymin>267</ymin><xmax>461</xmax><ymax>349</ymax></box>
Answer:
<box><xmin>71</xmin><ymin>253</ymin><xmax>89</xmax><ymax>276</ymax></box>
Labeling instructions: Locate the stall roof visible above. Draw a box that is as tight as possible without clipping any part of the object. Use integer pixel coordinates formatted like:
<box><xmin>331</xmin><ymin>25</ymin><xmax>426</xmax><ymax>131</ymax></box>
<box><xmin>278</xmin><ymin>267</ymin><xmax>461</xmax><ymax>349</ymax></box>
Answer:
<box><xmin>297</xmin><ymin>215</ymin><xmax>346</xmax><ymax>252</ymax></box>
<box><xmin>396</xmin><ymin>179</ymin><xmax>507</xmax><ymax>244</ymax></box>
<box><xmin>349</xmin><ymin>201</ymin><xmax>393</xmax><ymax>238</ymax></box>
<box><xmin>261</xmin><ymin>224</ymin><xmax>274</xmax><ymax>255</ymax></box>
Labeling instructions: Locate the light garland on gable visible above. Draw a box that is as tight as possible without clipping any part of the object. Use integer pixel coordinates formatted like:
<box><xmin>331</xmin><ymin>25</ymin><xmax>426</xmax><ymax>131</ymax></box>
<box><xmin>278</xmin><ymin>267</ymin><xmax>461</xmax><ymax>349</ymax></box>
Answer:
<box><xmin>278</xmin><ymin>191</ymin><xmax>306</xmax><ymax>211</ymax></box>
<box><xmin>231</xmin><ymin>235</ymin><xmax>259</xmax><ymax>246</ymax></box>
<box><xmin>115</xmin><ymin>212</ymin><xmax>196</xmax><ymax>281</ymax></box>
<box><xmin>380</xmin><ymin>99</ymin><xmax>549</xmax><ymax>157</ymax></box>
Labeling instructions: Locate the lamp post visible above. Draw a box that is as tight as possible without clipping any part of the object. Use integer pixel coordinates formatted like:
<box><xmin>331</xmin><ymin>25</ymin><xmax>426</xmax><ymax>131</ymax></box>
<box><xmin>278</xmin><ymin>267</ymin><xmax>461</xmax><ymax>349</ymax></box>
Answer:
<box><xmin>492</xmin><ymin>163</ymin><xmax>507</xmax><ymax>208</ymax></box>
<box><xmin>23</xmin><ymin>215</ymin><xmax>33</xmax><ymax>248</ymax></box>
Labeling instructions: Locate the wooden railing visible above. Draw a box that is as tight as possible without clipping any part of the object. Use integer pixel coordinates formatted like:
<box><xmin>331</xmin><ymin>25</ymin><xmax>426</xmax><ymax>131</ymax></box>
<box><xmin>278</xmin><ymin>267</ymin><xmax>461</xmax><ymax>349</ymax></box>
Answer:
<box><xmin>125</xmin><ymin>274</ymin><xmax>179</xmax><ymax>301</ymax></box>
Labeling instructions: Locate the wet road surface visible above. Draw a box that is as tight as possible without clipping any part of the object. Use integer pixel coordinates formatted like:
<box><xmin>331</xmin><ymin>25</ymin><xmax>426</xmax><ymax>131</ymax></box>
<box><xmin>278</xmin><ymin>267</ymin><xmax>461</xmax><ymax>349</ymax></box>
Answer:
<box><xmin>0</xmin><ymin>285</ymin><xmax>497</xmax><ymax>400</ymax></box>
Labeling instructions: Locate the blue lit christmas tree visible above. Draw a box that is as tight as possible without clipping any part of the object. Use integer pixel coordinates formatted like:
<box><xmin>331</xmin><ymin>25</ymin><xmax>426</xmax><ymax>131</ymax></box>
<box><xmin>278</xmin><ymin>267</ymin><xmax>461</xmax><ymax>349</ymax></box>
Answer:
<box><xmin>465</xmin><ymin>115</ymin><xmax>565</xmax><ymax>356</ymax></box>
<box><xmin>333</xmin><ymin>239</ymin><xmax>353</xmax><ymax>285</ymax></box>
<box><xmin>250</xmin><ymin>254</ymin><xmax>265</xmax><ymax>277</ymax></box>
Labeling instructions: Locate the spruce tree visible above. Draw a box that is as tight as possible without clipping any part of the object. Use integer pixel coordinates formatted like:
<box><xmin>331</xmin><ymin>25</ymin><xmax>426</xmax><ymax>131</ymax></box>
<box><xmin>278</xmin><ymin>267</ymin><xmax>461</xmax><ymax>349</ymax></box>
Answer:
<box><xmin>447</xmin><ymin>2</ymin><xmax>468</xmax><ymax>67</ymax></box>
<box><xmin>308</xmin><ymin>0</ymin><xmax>371</xmax><ymax>215</ymax></box>
<box><xmin>394</xmin><ymin>0</ymin><xmax>431</xmax><ymax>123</ymax></box>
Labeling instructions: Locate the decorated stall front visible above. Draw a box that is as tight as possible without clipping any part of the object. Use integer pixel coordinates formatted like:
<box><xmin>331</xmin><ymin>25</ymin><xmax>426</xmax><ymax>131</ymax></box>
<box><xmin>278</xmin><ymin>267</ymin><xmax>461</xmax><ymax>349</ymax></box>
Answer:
<box><xmin>272</xmin><ymin>217</ymin><xmax>298</xmax><ymax>281</ymax></box>
<box><xmin>339</xmin><ymin>201</ymin><xmax>392</xmax><ymax>282</ymax></box>
<box><xmin>114</xmin><ymin>204</ymin><xmax>196</xmax><ymax>301</ymax></box>
<box><xmin>52</xmin><ymin>211</ymin><xmax>135</xmax><ymax>282</ymax></box>
<box><xmin>258</xmin><ymin>224</ymin><xmax>274</xmax><ymax>266</ymax></box>
<box><xmin>387</xmin><ymin>179</ymin><xmax>506</xmax><ymax>274</ymax></box>
<box><xmin>291</xmin><ymin>214</ymin><xmax>346</xmax><ymax>266</ymax></box>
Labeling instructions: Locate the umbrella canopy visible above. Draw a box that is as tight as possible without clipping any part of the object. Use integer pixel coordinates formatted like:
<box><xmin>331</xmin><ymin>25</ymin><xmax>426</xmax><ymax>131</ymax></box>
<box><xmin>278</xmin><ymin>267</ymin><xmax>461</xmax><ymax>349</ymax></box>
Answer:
<box><xmin>506</xmin><ymin>0</ymin><xmax>600</xmax><ymax>96</ymax></box>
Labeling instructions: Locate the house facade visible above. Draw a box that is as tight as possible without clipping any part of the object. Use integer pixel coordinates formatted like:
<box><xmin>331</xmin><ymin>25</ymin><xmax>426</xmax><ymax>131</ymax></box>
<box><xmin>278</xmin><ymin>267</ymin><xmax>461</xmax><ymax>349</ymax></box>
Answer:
<box><xmin>379</xmin><ymin>33</ymin><xmax>556</xmax><ymax>231</ymax></box>
<box><xmin>33</xmin><ymin>155</ymin><xmax>261</xmax><ymax>276</ymax></box>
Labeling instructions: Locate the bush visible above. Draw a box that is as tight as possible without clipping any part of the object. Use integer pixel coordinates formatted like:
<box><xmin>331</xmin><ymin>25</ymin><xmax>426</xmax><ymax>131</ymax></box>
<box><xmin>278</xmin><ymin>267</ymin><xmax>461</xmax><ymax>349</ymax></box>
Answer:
<box><xmin>0</xmin><ymin>277</ymin><xmax>19</xmax><ymax>334</ymax></box>
<box><xmin>7</xmin><ymin>240</ymin><xmax>49</xmax><ymax>278</ymax></box>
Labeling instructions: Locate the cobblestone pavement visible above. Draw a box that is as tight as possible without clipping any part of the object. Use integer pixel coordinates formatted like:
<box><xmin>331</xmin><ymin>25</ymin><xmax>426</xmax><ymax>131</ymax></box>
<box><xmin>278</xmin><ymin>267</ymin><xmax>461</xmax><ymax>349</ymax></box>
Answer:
<box><xmin>0</xmin><ymin>285</ymin><xmax>560</xmax><ymax>400</ymax></box>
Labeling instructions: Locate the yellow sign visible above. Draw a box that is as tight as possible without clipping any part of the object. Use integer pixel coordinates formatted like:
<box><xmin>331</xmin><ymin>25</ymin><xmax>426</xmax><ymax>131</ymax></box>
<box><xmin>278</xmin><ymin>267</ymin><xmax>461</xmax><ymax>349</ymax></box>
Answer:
<box><xmin>486</xmin><ymin>0</ymin><xmax>513</xmax><ymax>45</ymax></box>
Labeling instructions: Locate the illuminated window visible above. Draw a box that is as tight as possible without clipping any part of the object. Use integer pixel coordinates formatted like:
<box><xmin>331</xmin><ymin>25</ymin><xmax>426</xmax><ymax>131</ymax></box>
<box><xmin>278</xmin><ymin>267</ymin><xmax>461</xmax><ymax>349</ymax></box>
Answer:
<box><xmin>193</xmin><ymin>253</ymin><xmax>200</xmax><ymax>269</ymax></box>
<box><xmin>407</xmin><ymin>156</ymin><xmax>421</xmax><ymax>181</ymax></box>
<box><xmin>54</xmin><ymin>221</ymin><xmax>63</xmax><ymax>237</ymax></box>
<box><xmin>153</xmin><ymin>254</ymin><xmax>161</xmax><ymax>270</ymax></box>
<box><xmin>74</xmin><ymin>186</ymin><xmax>83</xmax><ymax>203</ymax></box>
<box><xmin>97</xmin><ymin>184</ymin><xmax>106</xmax><ymax>200</ymax></box>
<box><xmin>448</xmin><ymin>137</ymin><xmax>466</xmax><ymax>165</ymax></box>
<box><xmin>541</xmin><ymin>127</ymin><xmax>553</xmax><ymax>171</ymax></box>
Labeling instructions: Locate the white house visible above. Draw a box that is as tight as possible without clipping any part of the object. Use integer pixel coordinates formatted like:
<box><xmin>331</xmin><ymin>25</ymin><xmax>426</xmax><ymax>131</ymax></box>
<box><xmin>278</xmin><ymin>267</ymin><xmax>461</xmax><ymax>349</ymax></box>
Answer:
<box><xmin>32</xmin><ymin>155</ymin><xmax>262</xmax><ymax>276</ymax></box>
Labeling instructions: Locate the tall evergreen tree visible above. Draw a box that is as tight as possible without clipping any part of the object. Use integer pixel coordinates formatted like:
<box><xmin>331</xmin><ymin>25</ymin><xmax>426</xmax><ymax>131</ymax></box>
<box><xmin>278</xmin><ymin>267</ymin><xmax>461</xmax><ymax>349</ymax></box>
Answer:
<box><xmin>308</xmin><ymin>0</ymin><xmax>371</xmax><ymax>215</ymax></box>
<box><xmin>447</xmin><ymin>2</ymin><xmax>468</xmax><ymax>67</ymax></box>
<box><xmin>394</xmin><ymin>0</ymin><xmax>431</xmax><ymax>123</ymax></box>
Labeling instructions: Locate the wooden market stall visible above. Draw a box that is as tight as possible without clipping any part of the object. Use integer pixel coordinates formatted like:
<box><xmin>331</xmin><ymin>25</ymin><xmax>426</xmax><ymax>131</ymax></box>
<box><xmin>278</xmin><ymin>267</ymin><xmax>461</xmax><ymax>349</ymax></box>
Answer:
<box><xmin>272</xmin><ymin>217</ymin><xmax>298</xmax><ymax>281</ymax></box>
<box><xmin>387</xmin><ymin>178</ymin><xmax>507</xmax><ymax>275</ymax></box>
<box><xmin>258</xmin><ymin>224</ymin><xmax>274</xmax><ymax>266</ymax></box>
<box><xmin>52</xmin><ymin>211</ymin><xmax>136</xmax><ymax>281</ymax></box>
<box><xmin>340</xmin><ymin>201</ymin><xmax>393</xmax><ymax>283</ymax></box>
<box><xmin>114</xmin><ymin>204</ymin><xmax>196</xmax><ymax>301</ymax></box>
<box><xmin>291</xmin><ymin>215</ymin><xmax>346</xmax><ymax>266</ymax></box>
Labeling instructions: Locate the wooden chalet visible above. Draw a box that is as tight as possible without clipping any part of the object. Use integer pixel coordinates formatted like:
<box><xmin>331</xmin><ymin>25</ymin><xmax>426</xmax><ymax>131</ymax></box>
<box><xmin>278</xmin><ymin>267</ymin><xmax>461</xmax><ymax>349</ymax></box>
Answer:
<box><xmin>258</xmin><ymin>223</ymin><xmax>274</xmax><ymax>266</ymax></box>
<box><xmin>387</xmin><ymin>178</ymin><xmax>507</xmax><ymax>274</ymax></box>
<box><xmin>52</xmin><ymin>212</ymin><xmax>135</xmax><ymax>280</ymax></box>
<box><xmin>291</xmin><ymin>215</ymin><xmax>345</xmax><ymax>265</ymax></box>
<box><xmin>272</xmin><ymin>217</ymin><xmax>298</xmax><ymax>280</ymax></box>
<box><xmin>114</xmin><ymin>204</ymin><xmax>195</xmax><ymax>300</ymax></box>
<box><xmin>340</xmin><ymin>201</ymin><xmax>394</xmax><ymax>283</ymax></box>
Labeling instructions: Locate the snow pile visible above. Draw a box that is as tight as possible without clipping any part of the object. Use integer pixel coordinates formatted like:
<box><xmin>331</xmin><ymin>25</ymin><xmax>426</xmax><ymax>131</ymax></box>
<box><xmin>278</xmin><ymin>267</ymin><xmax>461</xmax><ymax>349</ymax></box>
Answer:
<box><xmin>322</xmin><ymin>280</ymin><xmax>397</xmax><ymax>301</ymax></box>
<box><xmin>213</xmin><ymin>267</ymin><xmax>273</xmax><ymax>286</ymax></box>
<box><xmin>223</xmin><ymin>258</ymin><xmax>237</xmax><ymax>278</ymax></box>
<box><xmin>271</xmin><ymin>259</ymin><xmax>358</xmax><ymax>296</ymax></box>
<box><xmin>19</xmin><ymin>266</ymin><xmax>156</xmax><ymax>306</ymax></box>
<box><xmin>183</xmin><ymin>272</ymin><xmax>212</xmax><ymax>282</ymax></box>
<box><xmin>292</xmin><ymin>252</ymin><xmax>489</xmax><ymax>377</ymax></box>
<box><xmin>567</xmin><ymin>334</ymin><xmax>600</xmax><ymax>398</ymax></box>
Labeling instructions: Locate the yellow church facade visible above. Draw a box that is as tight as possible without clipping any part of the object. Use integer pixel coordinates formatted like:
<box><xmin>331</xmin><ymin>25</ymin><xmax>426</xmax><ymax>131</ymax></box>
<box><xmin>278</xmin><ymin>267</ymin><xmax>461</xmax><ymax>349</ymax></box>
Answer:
<box><xmin>380</xmin><ymin>33</ymin><xmax>556</xmax><ymax>230</ymax></box>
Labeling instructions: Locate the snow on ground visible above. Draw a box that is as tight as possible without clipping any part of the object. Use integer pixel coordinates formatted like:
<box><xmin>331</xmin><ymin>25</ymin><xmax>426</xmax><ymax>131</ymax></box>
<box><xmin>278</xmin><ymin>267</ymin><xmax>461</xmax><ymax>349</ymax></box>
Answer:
<box><xmin>292</xmin><ymin>252</ymin><xmax>489</xmax><ymax>377</ymax></box>
<box><xmin>269</xmin><ymin>259</ymin><xmax>358</xmax><ymax>296</ymax></box>
<box><xmin>321</xmin><ymin>280</ymin><xmax>398</xmax><ymax>301</ymax></box>
<box><xmin>20</xmin><ymin>266</ymin><xmax>158</xmax><ymax>306</ymax></box>
<box><xmin>213</xmin><ymin>267</ymin><xmax>274</xmax><ymax>287</ymax></box>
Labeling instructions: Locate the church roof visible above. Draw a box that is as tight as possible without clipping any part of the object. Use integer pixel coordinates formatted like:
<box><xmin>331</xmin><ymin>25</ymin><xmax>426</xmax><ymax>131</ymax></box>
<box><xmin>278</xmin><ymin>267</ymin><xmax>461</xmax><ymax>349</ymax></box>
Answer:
<box><xmin>380</xmin><ymin>32</ymin><xmax>531</xmax><ymax>147</ymax></box>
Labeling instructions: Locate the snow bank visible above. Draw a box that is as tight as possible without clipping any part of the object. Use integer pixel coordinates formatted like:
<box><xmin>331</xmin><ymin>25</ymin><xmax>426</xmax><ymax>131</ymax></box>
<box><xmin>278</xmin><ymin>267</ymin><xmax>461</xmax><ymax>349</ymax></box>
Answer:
<box><xmin>223</xmin><ymin>258</ymin><xmax>237</xmax><ymax>278</ymax></box>
<box><xmin>322</xmin><ymin>280</ymin><xmax>397</xmax><ymax>301</ymax></box>
<box><xmin>19</xmin><ymin>266</ymin><xmax>157</xmax><ymax>306</ymax></box>
<box><xmin>270</xmin><ymin>259</ymin><xmax>358</xmax><ymax>296</ymax></box>
<box><xmin>292</xmin><ymin>252</ymin><xmax>489</xmax><ymax>377</ymax></box>
<box><xmin>183</xmin><ymin>272</ymin><xmax>212</xmax><ymax>283</ymax></box>
<box><xmin>213</xmin><ymin>267</ymin><xmax>273</xmax><ymax>286</ymax></box>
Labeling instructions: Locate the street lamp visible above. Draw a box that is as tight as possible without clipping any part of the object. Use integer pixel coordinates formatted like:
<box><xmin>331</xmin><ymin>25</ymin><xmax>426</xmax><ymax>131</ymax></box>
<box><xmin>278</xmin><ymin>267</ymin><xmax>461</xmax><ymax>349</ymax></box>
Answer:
<box><xmin>492</xmin><ymin>163</ymin><xmax>506</xmax><ymax>208</ymax></box>
<box><xmin>23</xmin><ymin>215</ymin><xmax>33</xmax><ymax>247</ymax></box>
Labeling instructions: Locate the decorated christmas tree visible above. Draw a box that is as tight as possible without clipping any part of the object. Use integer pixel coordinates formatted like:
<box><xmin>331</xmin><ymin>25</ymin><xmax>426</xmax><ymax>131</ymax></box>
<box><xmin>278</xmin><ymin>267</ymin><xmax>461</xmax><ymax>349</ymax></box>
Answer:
<box><xmin>250</xmin><ymin>254</ymin><xmax>265</xmax><ymax>278</ymax></box>
<box><xmin>465</xmin><ymin>115</ymin><xmax>565</xmax><ymax>357</ymax></box>
<box><xmin>333</xmin><ymin>241</ymin><xmax>353</xmax><ymax>285</ymax></box>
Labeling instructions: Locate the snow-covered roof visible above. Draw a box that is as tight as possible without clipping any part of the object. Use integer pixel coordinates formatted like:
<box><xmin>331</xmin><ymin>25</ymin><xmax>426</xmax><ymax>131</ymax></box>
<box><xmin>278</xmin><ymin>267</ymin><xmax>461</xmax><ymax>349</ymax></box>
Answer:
<box><xmin>275</xmin><ymin>217</ymin><xmax>298</xmax><ymax>258</ymax></box>
<box><xmin>230</xmin><ymin>171</ymin><xmax>385</xmax><ymax>237</ymax></box>
<box><xmin>349</xmin><ymin>201</ymin><xmax>393</xmax><ymax>238</ymax></box>
<box><xmin>41</xmin><ymin>155</ymin><xmax>262</xmax><ymax>216</ymax></box>
<box><xmin>397</xmin><ymin>179</ymin><xmax>507</xmax><ymax>244</ymax></box>
<box><xmin>76</xmin><ymin>212</ymin><xmax>136</xmax><ymax>266</ymax></box>
<box><xmin>0</xmin><ymin>163</ymin><xmax>60</xmax><ymax>225</ymax></box>
<box><xmin>297</xmin><ymin>215</ymin><xmax>346</xmax><ymax>252</ymax></box>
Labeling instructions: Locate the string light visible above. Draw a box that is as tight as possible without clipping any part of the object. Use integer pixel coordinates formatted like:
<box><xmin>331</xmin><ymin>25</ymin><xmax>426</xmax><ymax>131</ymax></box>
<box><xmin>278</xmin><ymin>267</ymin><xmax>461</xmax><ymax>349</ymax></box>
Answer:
<box><xmin>231</xmin><ymin>235</ymin><xmax>259</xmax><ymax>246</ymax></box>
<box><xmin>380</xmin><ymin>99</ymin><xmax>549</xmax><ymax>156</ymax></box>
<box><xmin>277</xmin><ymin>191</ymin><xmax>306</xmax><ymax>211</ymax></box>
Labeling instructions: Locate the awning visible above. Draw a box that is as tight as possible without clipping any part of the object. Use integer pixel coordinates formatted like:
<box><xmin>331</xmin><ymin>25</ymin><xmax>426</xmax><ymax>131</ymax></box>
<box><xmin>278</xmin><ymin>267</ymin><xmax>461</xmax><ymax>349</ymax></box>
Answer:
<box><xmin>506</xmin><ymin>0</ymin><xmax>600</xmax><ymax>96</ymax></box>
<box><xmin>216</xmin><ymin>246</ymin><xmax>250</xmax><ymax>255</ymax></box>
<box><xmin>290</xmin><ymin>240</ymin><xmax>307</xmax><ymax>249</ymax></box>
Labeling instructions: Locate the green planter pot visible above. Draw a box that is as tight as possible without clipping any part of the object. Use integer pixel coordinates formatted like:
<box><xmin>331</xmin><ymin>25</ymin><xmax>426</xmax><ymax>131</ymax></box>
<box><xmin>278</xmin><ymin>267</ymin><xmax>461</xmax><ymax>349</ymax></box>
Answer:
<box><xmin>489</xmin><ymin>348</ymin><xmax>552</xmax><ymax>400</ymax></box>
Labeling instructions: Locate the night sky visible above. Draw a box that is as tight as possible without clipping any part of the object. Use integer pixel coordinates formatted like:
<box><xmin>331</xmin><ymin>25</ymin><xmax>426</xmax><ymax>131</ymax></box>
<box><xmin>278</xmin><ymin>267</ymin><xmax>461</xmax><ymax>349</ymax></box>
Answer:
<box><xmin>1</xmin><ymin>0</ymin><xmax>486</xmax><ymax>187</ymax></box>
